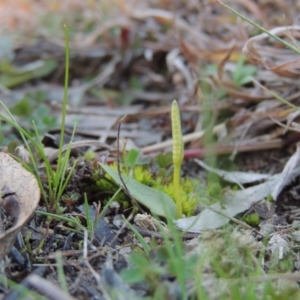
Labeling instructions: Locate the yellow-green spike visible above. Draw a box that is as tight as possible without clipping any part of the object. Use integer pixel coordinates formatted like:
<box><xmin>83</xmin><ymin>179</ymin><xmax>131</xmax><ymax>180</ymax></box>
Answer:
<box><xmin>171</xmin><ymin>100</ymin><xmax>183</xmax><ymax>217</ymax></box>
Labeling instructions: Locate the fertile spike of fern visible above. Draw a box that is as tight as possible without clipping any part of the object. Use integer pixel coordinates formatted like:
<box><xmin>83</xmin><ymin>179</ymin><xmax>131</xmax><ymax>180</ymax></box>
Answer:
<box><xmin>171</xmin><ymin>100</ymin><xmax>183</xmax><ymax>217</ymax></box>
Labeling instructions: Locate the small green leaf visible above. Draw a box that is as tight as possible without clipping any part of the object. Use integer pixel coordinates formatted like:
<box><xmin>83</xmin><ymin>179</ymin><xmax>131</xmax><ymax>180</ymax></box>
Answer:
<box><xmin>129</xmin><ymin>252</ymin><xmax>149</xmax><ymax>268</ymax></box>
<box><xmin>0</xmin><ymin>59</ymin><xmax>57</xmax><ymax>88</ymax></box>
<box><xmin>10</xmin><ymin>98</ymin><xmax>31</xmax><ymax>116</ymax></box>
<box><xmin>126</xmin><ymin>149</ymin><xmax>142</xmax><ymax>168</ymax></box>
<box><xmin>138</xmin><ymin>156</ymin><xmax>152</xmax><ymax>165</ymax></box>
<box><xmin>154</xmin><ymin>152</ymin><xmax>173</xmax><ymax>168</ymax></box>
<box><xmin>233</xmin><ymin>54</ymin><xmax>257</xmax><ymax>86</ymax></box>
<box><xmin>121</xmin><ymin>269</ymin><xmax>145</xmax><ymax>283</ymax></box>
<box><xmin>100</xmin><ymin>163</ymin><xmax>177</xmax><ymax>218</ymax></box>
<box><xmin>129</xmin><ymin>76</ymin><xmax>143</xmax><ymax>91</ymax></box>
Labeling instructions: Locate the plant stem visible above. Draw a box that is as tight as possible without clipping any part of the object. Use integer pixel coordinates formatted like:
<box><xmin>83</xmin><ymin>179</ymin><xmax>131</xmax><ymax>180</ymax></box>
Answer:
<box><xmin>173</xmin><ymin>163</ymin><xmax>182</xmax><ymax>217</ymax></box>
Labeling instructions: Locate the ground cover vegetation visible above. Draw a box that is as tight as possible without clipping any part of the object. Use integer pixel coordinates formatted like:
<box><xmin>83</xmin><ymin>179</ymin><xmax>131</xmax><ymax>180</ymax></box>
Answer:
<box><xmin>1</xmin><ymin>1</ymin><xmax>300</xmax><ymax>299</ymax></box>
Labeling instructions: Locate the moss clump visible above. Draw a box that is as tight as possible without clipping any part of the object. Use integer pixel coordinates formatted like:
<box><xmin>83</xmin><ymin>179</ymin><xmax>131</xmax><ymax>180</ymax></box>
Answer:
<box><xmin>153</xmin><ymin>178</ymin><xmax>198</xmax><ymax>216</ymax></box>
<box><xmin>243</xmin><ymin>213</ymin><xmax>260</xmax><ymax>227</ymax></box>
<box><xmin>93</xmin><ymin>162</ymin><xmax>199</xmax><ymax>216</ymax></box>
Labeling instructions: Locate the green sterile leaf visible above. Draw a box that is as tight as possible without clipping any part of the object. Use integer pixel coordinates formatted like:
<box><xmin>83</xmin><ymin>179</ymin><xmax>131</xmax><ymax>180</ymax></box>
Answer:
<box><xmin>0</xmin><ymin>59</ymin><xmax>15</xmax><ymax>73</ymax></box>
<box><xmin>233</xmin><ymin>54</ymin><xmax>246</xmax><ymax>84</ymax></box>
<box><xmin>129</xmin><ymin>251</ymin><xmax>149</xmax><ymax>268</ymax></box>
<box><xmin>138</xmin><ymin>156</ymin><xmax>151</xmax><ymax>165</ymax></box>
<box><xmin>233</xmin><ymin>54</ymin><xmax>257</xmax><ymax>86</ymax></box>
<box><xmin>154</xmin><ymin>152</ymin><xmax>173</xmax><ymax>168</ymax></box>
<box><xmin>121</xmin><ymin>252</ymin><xmax>149</xmax><ymax>283</ymax></box>
<box><xmin>152</xmin><ymin>246</ymin><xmax>171</xmax><ymax>263</ymax></box>
<box><xmin>10</xmin><ymin>98</ymin><xmax>31</xmax><ymax>116</ymax></box>
<box><xmin>126</xmin><ymin>149</ymin><xmax>151</xmax><ymax>167</ymax></box>
<box><xmin>126</xmin><ymin>149</ymin><xmax>142</xmax><ymax>168</ymax></box>
<box><xmin>100</xmin><ymin>163</ymin><xmax>177</xmax><ymax>218</ymax></box>
<box><xmin>207</xmin><ymin>181</ymin><xmax>222</xmax><ymax>199</ymax></box>
<box><xmin>235</xmin><ymin>66</ymin><xmax>257</xmax><ymax>85</ymax></box>
<box><xmin>0</xmin><ymin>59</ymin><xmax>57</xmax><ymax>88</ymax></box>
<box><xmin>129</xmin><ymin>76</ymin><xmax>143</xmax><ymax>91</ymax></box>
<box><xmin>121</xmin><ymin>269</ymin><xmax>145</xmax><ymax>283</ymax></box>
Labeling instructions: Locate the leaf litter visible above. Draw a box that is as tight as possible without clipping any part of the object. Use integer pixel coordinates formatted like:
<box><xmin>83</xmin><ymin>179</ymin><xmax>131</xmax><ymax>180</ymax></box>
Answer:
<box><xmin>2</xmin><ymin>0</ymin><xmax>300</xmax><ymax>299</ymax></box>
<box><xmin>0</xmin><ymin>152</ymin><xmax>40</xmax><ymax>258</ymax></box>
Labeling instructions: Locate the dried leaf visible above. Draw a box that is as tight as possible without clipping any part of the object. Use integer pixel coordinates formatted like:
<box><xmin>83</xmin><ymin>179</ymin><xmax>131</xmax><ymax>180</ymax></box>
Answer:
<box><xmin>175</xmin><ymin>176</ymin><xmax>278</xmax><ymax>233</ymax></box>
<box><xmin>243</xmin><ymin>26</ymin><xmax>300</xmax><ymax>78</ymax></box>
<box><xmin>267</xmin><ymin>233</ymin><xmax>290</xmax><ymax>261</ymax></box>
<box><xmin>195</xmin><ymin>159</ymin><xmax>270</xmax><ymax>188</ymax></box>
<box><xmin>271</xmin><ymin>142</ymin><xmax>300</xmax><ymax>200</ymax></box>
<box><xmin>0</xmin><ymin>152</ymin><xmax>40</xmax><ymax>258</ymax></box>
<box><xmin>175</xmin><ymin>167</ymin><xmax>300</xmax><ymax>233</ymax></box>
<box><xmin>0</xmin><ymin>59</ymin><xmax>57</xmax><ymax>88</ymax></box>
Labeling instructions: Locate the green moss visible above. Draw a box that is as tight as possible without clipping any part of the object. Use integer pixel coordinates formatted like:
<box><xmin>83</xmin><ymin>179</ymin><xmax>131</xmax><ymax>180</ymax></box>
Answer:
<box><xmin>153</xmin><ymin>179</ymin><xmax>197</xmax><ymax>216</ymax></box>
<box><xmin>93</xmin><ymin>162</ymin><xmax>200</xmax><ymax>216</ymax></box>
<box><xmin>207</xmin><ymin>181</ymin><xmax>222</xmax><ymax>199</ymax></box>
<box><xmin>83</xmin><ymin>150</ymin><xmax>96</xmax><ymax>160</ymax></box>
<box><xmin>243</xmin><ymin>213</ymin><xmax>260</xmax><ymax>227</ymax></box>
<box><xmin>133</xmin><ymin>165</ymin><xmax>154</xmax><ymax>185</ymax></box>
